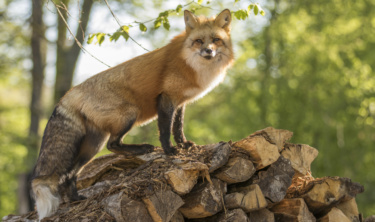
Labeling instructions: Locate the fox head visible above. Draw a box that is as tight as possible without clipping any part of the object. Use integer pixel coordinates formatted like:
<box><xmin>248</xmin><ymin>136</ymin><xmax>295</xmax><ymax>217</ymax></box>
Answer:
<box><xmin>182</xmin><ymin>9</ymin><xmax>233</xmax><ymax>70</ymax></box>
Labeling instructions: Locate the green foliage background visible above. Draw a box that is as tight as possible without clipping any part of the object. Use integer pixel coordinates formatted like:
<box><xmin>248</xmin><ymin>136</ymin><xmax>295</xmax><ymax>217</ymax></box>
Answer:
<box><xmin>1</xmin><ymin>0</ymin><xmax>375</xmax><ymax>218</ymax></box>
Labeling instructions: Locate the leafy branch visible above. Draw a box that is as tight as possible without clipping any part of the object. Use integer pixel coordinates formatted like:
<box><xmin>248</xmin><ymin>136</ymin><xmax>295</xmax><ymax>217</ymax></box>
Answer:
<box><xmin>87</xmin><ymin>0</ymin><xmax>266</xmax><ymax>48</ymax></box>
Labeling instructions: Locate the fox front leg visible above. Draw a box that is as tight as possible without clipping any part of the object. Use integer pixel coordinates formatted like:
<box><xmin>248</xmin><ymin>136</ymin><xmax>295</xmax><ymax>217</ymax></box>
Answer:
<box><xmin>157</xmin><ymin>94</ymin><xmax>178</xmax><ymax>155</ymax></box>
<box><xmin>172</xmin><ymin>105</ymin><xmax>195</xmax><ymax>149</ymax></box>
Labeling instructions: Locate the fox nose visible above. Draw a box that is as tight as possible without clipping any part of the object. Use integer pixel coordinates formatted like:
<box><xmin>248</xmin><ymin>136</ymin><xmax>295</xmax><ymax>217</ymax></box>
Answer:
<box><xmin>205</xmin><ymin>48</ymin><xmax>213</xmax><ymax>54</ymax></box>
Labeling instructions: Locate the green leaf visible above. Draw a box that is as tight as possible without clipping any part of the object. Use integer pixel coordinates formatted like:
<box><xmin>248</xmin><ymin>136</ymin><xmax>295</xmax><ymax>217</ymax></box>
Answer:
<box><xmin>234</xmin><ymin>10</ymin><xmax>241</xmax><ymax>20</ymax></box>
<box><xmin>109</xmin><ymin>31</ymin><xmax>121</xmax><ymax>42</ymax></box>
<box><xmin>260</xmin><ymin>10</ymin><xmax>265</xmax><ymax>16</ymax></box>
<box><xmin>96</xmin><ymin>33</ymin><xmax>105</xmax><ymax>46</ymax></box>
<box><xmin>197</xmin><ymin>0</ymin><xmax>203</xmax><ymax>5</ymax></box>
<box><xmin>159</xmin><ymin>11</ymin><xmax>169</xmax><ymax>17</ymax></box>
<box><xmin>248</xmin><ymin>4</ymin><xmax>254</xmax><ymax>10</ymax></box>
<box><xmin>87</xmin><ymin>34</ymin><xmax>95</xmax><ymax>44</ymax></box>
<box><xmin>121</xmin><ymin>31</ymin><xmax>129</xmax><ymax>41</ymax></box>
<box><xmin>254</xmin><ymin>4</ymin><xmax>259</xmax><ymax>15</ymax></box>
<box><xmin>234</xmin><ymin>9</ymin><xmax>248</xmax><ymax>20</ymax></box>
<box><xmin>154</xmin><ymin>18</ymin><xmax>162</xmax><ymax>29</ymax></box>
<box><xmin>121</xmin><ymin>25</ymin><xmax>129</xmax><ymax>33</ymax></box>
<box><xmin>176</xmin><ymin>4</ymin><xmax>183</xmax><ymax>13</ymax></box>
<box><xmin>139</xmin><ymin>23</ymin><xmax>147</xmax><ymax>32</ymax></box>
<box><xmin>163</xmin><ymin>20</ymin><xmax>170</xmax><ymax>31</ymax></box>
<box><xmin>234</xmin><ymin>0</ymin><xmax>240</xmax><ymax>3</ymax></box>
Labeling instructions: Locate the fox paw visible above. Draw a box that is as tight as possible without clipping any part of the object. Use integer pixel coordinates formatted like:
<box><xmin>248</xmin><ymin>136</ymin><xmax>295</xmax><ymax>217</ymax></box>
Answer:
<box><xmin>178</xmin><ymin>140</ymin><xmax>196</xmax><ymax>149</ymax></box>
<box><xmin>163</xmin><ymin>146</ymin><xmax>178</xmax><ymax>155</ymax></box>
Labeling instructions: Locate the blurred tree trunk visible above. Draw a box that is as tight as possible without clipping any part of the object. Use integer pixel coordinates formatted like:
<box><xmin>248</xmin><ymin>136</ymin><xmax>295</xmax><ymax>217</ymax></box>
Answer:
<box><xmin>54</xmin><ymin>0</ymin><xmax>94</xmax><ymax>104</ymax></box>
<box><xmin>18</xmin><ymin>0</ymin><xmax>47</xmax><ymax>214</ymax></box>
<box><xmin>259</xmin><ymin>0</ymin><xmax>279</xmax><ymax>125</ymax></box>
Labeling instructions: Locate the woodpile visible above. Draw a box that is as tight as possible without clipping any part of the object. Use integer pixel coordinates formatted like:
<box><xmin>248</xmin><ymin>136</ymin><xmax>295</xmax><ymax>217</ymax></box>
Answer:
<box><xmin>3</xmin><ymin>127</ymin><xmax>373</xmax><ymax>222</ymax></box>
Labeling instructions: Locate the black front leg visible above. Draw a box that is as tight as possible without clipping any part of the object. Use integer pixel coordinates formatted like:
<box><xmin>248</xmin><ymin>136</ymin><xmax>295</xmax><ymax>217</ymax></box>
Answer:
<box><xmin>173</xmin><ymin>105</ymin><xmax>195</xmax><ymax>149</ymax></box>
<box><xmin>172</xmin><ymin>105</ymin><xmax>186</xmax><ymax>144</ymax></box>
<box><xmin>157</xmin><ymin>94</ymin><xmax>177</xmax><ymax>155</ymax></box>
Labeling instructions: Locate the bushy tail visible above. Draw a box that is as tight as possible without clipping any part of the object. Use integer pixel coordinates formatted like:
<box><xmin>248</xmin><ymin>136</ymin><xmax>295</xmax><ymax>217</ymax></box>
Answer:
<box><xmin>31</xmin><ymin>177</ymin><xmax>60</xmax><ymax>220</ymax></box>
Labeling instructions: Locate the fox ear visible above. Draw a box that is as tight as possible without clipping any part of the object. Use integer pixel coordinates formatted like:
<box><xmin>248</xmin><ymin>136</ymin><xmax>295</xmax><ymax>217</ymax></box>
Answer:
<box><xmin>184</xmin><ymin>10</ymin><xmax>198</xmax><ymax>31</ymax></box>
<box><xmin>215</xmin><ymin>9</ymin><xmax>231</xmax><ymax>31</ymax></box>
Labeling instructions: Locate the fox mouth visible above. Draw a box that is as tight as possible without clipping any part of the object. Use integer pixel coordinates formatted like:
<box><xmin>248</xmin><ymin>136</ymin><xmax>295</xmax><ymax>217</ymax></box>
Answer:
<box><xmin>203</xmin><ymin>55</ymin><xmax>213</xmax><ymax>60</ymax></box>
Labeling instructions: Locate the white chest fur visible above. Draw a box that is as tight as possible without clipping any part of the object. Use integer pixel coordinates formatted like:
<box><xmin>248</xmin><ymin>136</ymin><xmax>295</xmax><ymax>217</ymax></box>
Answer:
<box><xmin>184</xmin><ymin>62</ymin><xmax>227</xmax><ymax>102</ymax></box>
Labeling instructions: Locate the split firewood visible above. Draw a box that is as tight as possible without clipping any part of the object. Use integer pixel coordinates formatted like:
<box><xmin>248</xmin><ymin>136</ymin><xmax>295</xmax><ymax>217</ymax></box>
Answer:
<box><xmin>251</xmin><ymin>127</ymin><xmax>293</xmax><ymax>152</ymax></box>
<box><xmin>281</xmin><ymin>143</ymin><xmax>318</xmax><ymax>176</ymax></box>
<box><xmin>188</xmin><ymin>208</ymin><xmax>249</xmax><ymax>222</ymax></box>
<box><xmin>101</xmin><ymin>192</ymin><xmax>153</xmax><ymax>222</ymax></box>
<box><xmin>164</xmin><ymin>161</ymin><xmax>208</xmax><ymax>195</ymax></box>
<box><xmin>77</xmin><ymin>153</ymin><xmax>144</xmax><ymax>190</ymax></box>
<box><xmin>170</xmin><ymin>211</ymin><xmax>185</xmax><ymax>222</ymax></box>
<box><xmin>300</xmin><ymin>177</ymin><xmax>364</xmax><ymax>217</ymax></box>
<box><xmin>233</xmin><ymin>135</ymin><xmax>280</xmax><ymax>170</ymax></box>
<box><xmin>202</xmin><ymin>142</ymin><xmax>232</xmax><ymax>173</ymax></box>
<box><xmin>224</xmin><ymin>184</ymin><xmax>267</xmax><ymax>212</ymax></box>
<box><xmin>78</xmin><ymin>180</ymin><xmax>117</xmax><ymax>198</ymax></box>
<box><xmin>142</xmin><ymin>190</ymin><xmax>184</xmax><ymax>222</ymax></box>
<box><xmin>364</xmin><ymin>215</ymin><xmax>375</xmax><ymax>222</ymax></box>
<box><xmin>336</xmin><ymin>198</ymin><xmax>360</xmax><ymax>222</ymax></box>
<box><xmin>214</xmin><ymin>157</ymin><xmax>255</xmax><ymax>184</ymax></box>
<box><xmin>248</xmin><ymin>208</ymin><xmax>275</xmax><ymax>222</ymax></box>
<box><xmin>179</xmin><ymin>179</ymin><xmax>226</xmax><ymax>219</ymax></box>
<box><xmin>214</xmin><ymin>208</ymin><xmax>249</xmax><ymax>222</ymax></box>
<box><xmin>257</xmin><ymin>156</ymin><xmax>295</xmax><ymax>204</ymax></box>
<box><xmin>270</xmin><ymin>198</ymin><xmax>316</xmax><ymax>222</ymax></box>
<box><xmin>317</xmin><ymin>208</ymin><xmax>351</xmax><ymax>222</ymax></box>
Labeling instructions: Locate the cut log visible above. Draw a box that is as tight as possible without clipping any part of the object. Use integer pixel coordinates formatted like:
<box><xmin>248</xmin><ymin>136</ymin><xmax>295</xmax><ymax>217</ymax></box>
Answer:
<box><xmin>202</xmin><ymin>142</ymin><xmax>232</xmax><ymax>173</ymax></box>
<box><xmin>364</xmin><ymin>216</ymin><xmax>375</xmax><ymax>222</ymax></box>
<box><xmin>224</xmin><ymin>184</ymin><xmax>267</xmax><ymax>212</ymax></box>
<box><xmin>214</xmin><ymin>157</ymin><xmax>255</xmax><ymax>184</ymax></box>
<box><xmin>270</xmin><ymin>198</ymin><xmax>316</xmax><ymax>222</ymax></box>
<box><xmin>248</xmin><ymin>208</ymin><xmax>275</xmax><ymax>222</ymax></box>
<box><xmin>189</xmin><ymin>208</ymin><xmax>249</xmax><ymax>222</ymax></box>
<box><xmin>251</xmin><ymin>127</ymin><xmax>293</xmax><ymax>152</ymax></box>
<box><xmin>142</xmin><ymin>190</ymin><xmax>184</xmax><ymax>222</ymax></box>
<box><xmin>210</xmin><ymin>208</ymin><xmax>250</xmax><ymax>222</ymax></box>
<box><xmin>164</xmin><ymin>161</ymin><xmax>208</xmax><ymax>195</ymax></box>
<box><xmin>170</xmin><ymin>211</ymin><xmax>185</xmax><ymax>222</ymax></box>
<box><xmin>101</xmin><ymin>192</ymin><xmax>153</xmax><ymax>222</ymax></box>
<box><xmin>77</xmin><ymin>154</ymin><xmax>144</xmax><ymax>190</ymax></box>
<box><xmin>300</xmin><ymin>177</ymin><xmax>364</xmax><ymax>217</ymax></box>
<box><xmin>179</xmin><ymin>179</ymin><xmax>226</xmax><ymax>219</ymax></box>
<box><xmin>257</xmin><ymin>156</ymin><xmax>295</xmax><ymax>204</ymax></box>
<box><xmin>233</xmin><ymin>135</ymin><xmax>280</xmax><ymax>170</ymax></box>
<box><xmin>78</xmin><ymin>180</ymin><xmax>116</xmax><ymax>198</ymax></box>
<box><xmin>317</xmin><ymin>208</ymin><xmax>351</xmax><ymax>222</ymax></box>
<box><xmin>281</xmin><ymin>143</ymin><xmax>318</xmax><ymax>176</ymax></box>
<box><xmin>336</xmin><ymin>198</ymin><xmax>360</xmax><ymax>222</ymax></box>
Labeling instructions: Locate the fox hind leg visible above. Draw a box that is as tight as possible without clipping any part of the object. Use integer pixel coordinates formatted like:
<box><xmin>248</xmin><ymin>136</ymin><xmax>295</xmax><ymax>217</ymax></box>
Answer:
<box><xmin>107</xmin><ymin>109</ymin><xmax>154</xmax><ymax>155</ymax></box>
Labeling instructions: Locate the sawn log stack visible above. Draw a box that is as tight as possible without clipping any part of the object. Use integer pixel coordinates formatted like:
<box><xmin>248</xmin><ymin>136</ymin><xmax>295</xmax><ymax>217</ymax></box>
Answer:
<box><xmin>3</xmin><ymin>127</ymin><xmax>373</xmax><ymax>222</ymax></box>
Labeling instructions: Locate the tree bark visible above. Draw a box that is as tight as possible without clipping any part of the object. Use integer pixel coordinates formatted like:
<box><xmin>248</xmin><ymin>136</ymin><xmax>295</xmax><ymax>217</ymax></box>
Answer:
<box><xmin>54</xmin><ymin>0</ymin><xmax>94</xmax><ymax>104</ymax></box>
<box><xmin>18</xmin><ymin>0</ymin><xmax>47</xmax><ymax>214</ymax></box>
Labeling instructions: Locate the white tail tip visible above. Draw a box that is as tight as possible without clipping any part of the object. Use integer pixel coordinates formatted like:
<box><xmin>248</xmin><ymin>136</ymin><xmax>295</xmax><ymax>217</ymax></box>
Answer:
<box><xmin>33</xmin><ymin>184</ymin><xmax>60</xmax><ymax>220</ymax></box>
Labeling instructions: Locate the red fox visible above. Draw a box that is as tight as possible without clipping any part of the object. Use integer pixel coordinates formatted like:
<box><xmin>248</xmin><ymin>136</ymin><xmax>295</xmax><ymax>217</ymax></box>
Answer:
<box><xmin>31</xmin><ymin>9</ymin><xmax>234</xmax><ymax>219</ymax></box>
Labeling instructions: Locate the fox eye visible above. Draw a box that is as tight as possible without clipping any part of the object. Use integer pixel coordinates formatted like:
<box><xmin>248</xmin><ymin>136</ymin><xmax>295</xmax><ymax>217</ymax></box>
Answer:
<box><xmin>213</xmin><ymin>38</ymin><xmax>221</xmax><ymax>43</ymax></box>
<box><xmin>195</xmin><ymin>39</ymin><xmax>203</xmax><ymax>44</ymax></box>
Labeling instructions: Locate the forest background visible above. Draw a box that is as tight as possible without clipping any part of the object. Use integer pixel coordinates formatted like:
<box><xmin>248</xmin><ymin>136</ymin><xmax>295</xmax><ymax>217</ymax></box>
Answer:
<box><xmin>1</xmin><ymin>0</ymin><xmax>375</xmax><ymax>218</ymax></box>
